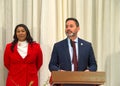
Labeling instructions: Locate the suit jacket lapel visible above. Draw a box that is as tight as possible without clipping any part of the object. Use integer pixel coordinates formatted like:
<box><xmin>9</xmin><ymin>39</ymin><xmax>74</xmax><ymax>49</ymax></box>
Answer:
<box><xmin>15</xmin><ymin>43</ymin><xmax>31</xmax><ymax>60</ymax></box>
<box><xmin>24</xmin><ymin>43</ymin><xmax>32</xmax><ymax>60</ymax></box>
<box><xmin>14</xmin><ymin>44</ymin><xmax>24</xmax><ymax>60</ymax></box>
<box><xmin>63</xmin><ymin>39</ymin><xmax>71</xmax><ymax>63</ymax></box>
<box><xmin>78</xmin><ymin>38</ymin><xmax>84</xmax><ymax>62</ymax></box>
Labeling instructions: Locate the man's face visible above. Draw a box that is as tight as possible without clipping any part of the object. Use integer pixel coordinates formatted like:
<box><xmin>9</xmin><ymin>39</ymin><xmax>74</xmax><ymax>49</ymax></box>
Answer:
<box><xmin>65</xmin><ymin>20</ymin><xmax>80</xmax><ymax>38</ymax></box>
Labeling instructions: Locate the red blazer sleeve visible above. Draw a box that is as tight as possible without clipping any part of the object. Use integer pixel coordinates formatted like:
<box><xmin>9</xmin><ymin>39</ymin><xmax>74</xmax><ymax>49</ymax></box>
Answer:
<box><xmin>4</xmin><ymin>44</ymin><xmax>11</xmax><ymax>70</ymax></box>
<box><xmin>36</xmin><ymin>44</ymin><xmax>43</xmax><ymax>71</ymax></box>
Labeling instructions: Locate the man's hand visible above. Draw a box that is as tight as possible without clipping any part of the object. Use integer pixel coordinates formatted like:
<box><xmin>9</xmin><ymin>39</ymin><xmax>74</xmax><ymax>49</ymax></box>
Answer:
<box><xmin>84</xmin><ymin>69</ymin><xmax>90</xmax><ymax>72</ymax></box>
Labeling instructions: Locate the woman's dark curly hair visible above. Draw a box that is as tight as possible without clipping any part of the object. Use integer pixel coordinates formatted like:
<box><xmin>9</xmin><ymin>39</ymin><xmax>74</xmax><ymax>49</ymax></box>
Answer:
<box><xmin>11</xmin><ymin>24</ymin><xmax>34</xmax><ymax>52</ymax></box>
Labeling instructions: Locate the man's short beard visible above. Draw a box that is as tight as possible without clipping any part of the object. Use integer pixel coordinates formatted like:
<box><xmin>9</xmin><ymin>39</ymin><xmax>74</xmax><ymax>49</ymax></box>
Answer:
<box><xmin>66</xmin><ymin>32</ymin><xmax>75</xmax><ymax>37</ymax></box>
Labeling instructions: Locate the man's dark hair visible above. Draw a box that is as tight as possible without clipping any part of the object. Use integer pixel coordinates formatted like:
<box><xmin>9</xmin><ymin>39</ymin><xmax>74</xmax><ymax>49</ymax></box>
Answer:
<box><xmin>66</xmin><ymin>18</ymin><xmax>79</xmax><ymax>27</ymax></box>
<box><xmin>11</xmin><ymin>24</ymin><xmax>33</xmax><ymax>52</ymax></box>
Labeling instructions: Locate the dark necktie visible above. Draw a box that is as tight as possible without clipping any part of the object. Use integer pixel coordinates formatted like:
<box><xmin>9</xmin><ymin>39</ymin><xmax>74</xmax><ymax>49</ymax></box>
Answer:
<box><xmin>71</xmin><ymin>40</ymin><xmax>78</xmax><ymax>71</ymax></box>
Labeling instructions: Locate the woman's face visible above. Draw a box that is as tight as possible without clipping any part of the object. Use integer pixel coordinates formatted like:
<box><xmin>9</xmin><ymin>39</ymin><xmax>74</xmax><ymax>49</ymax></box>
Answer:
<box><xmin>16</xmin><ymin>27</ymin><xmax>27</xmax><ymax>41</ymax></box>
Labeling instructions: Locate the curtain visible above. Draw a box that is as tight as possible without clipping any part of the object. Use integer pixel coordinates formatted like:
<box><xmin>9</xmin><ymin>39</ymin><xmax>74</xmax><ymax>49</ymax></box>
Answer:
<box><xmin>0</xmin><ymin>0</ymin><xmax>120</xmax><ymax>86</ymax></box>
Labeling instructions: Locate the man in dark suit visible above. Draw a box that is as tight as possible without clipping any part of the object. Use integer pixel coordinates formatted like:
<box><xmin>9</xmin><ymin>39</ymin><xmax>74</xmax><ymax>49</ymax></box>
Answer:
<box><xmin>49</xmin><ymin>18</ymin><xmax>97</xmax><ymax>86</ymax></box>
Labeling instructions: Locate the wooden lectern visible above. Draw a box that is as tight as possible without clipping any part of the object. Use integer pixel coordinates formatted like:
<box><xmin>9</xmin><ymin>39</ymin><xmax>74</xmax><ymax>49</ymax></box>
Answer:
<box><xmin>51</xmin><ymin>71</ymin><xmax>105</xmax><ymax>86</ymax></box>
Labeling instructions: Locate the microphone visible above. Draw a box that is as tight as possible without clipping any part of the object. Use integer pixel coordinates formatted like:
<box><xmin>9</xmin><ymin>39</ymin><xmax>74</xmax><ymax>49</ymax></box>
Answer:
<box><xmin>69</xmin><ymin>33</ymin><xmax>74</xmax><ymax>37</ymax></box>
<box><xmin>66</xmin><ymin>32</ymin><xmax>75</xmax><ymax>37</ymax></box>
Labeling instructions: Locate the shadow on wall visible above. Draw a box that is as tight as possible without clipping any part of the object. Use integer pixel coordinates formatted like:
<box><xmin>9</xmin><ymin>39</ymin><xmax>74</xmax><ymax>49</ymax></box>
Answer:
<box><xmin>0</xmin><ymin>49</ymin><xmax>5</xmax><ymax>86</ymax></box>
<box><xmin>105</xmin><ymin>52</ymin><xmax>120</xmax><ymax>86</ymax></box>
<box><xmin>39</xmin><ymin>44</ymin><xmax>52</xmax><ymax>86</ymax></box>
<box><xmin>105</xmin><ymin>34</ymin><xmax>120</xmax><ymax>86</ymax></box>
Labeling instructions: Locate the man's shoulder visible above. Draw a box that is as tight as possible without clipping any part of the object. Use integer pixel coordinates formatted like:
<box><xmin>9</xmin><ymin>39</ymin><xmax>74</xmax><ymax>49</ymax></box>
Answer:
<box><xmin>55</xmin><ymin>38</ymin><xmax>67</xmax><ymax>45</ymax></box>
<box><xmin>78</xmin><ymin>38</ymin><xmax>92</xmax><ymax>45</ymax></box>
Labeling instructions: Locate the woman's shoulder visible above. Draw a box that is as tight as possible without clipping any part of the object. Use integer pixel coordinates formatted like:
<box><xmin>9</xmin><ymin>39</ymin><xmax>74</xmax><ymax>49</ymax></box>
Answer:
<box><xmin>30</xmin><ymin>42</ymin><xmax>41</xmax><ymax>47</ymax></box>
<box><xmin>5</xmin><ymin>42</ymin><xmax>12</xmax><ymax>47</ymax></box>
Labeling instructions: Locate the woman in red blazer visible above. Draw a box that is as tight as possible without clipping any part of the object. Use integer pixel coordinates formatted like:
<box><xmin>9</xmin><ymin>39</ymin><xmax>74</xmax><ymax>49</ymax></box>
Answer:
<box><xmin>4</xmin><ymin>24</ymin><xmax>43</xmax><ymax>86</ymax></box>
